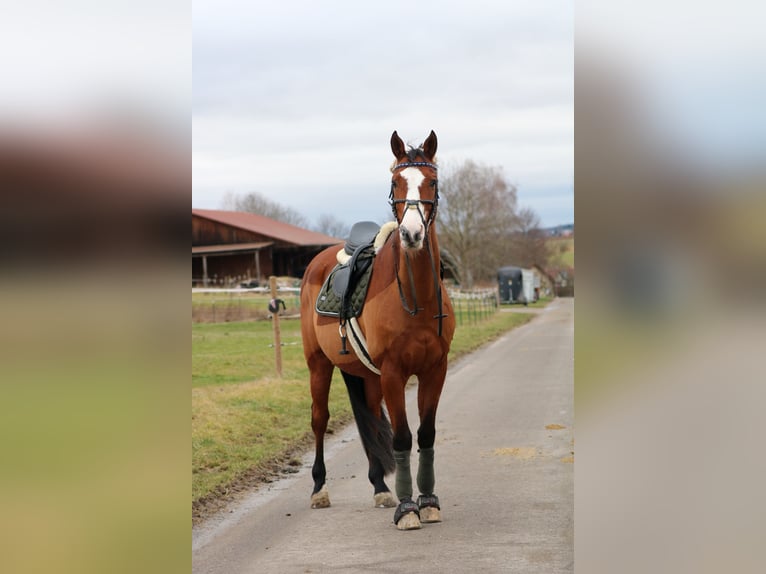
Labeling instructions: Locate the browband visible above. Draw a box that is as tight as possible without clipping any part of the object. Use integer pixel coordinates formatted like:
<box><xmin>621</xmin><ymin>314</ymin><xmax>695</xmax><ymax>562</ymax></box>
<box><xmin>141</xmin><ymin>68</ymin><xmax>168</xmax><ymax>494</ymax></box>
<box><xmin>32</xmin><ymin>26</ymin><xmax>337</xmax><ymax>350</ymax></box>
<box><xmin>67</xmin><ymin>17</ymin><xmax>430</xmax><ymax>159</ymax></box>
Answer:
<box><xmin>393</xmin><ymin>161</ymin><xmax>438</xmax><ymax>171</ymax></box>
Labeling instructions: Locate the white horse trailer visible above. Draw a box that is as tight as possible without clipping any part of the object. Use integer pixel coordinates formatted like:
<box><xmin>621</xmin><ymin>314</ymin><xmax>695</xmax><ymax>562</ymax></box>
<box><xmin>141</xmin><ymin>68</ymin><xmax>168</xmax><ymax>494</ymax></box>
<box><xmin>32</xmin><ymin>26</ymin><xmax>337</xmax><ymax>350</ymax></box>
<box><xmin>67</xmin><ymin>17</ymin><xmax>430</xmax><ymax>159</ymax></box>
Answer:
<box><xmin>521</xmin><ymin>269</ymin><xmax>536</xmax><ymax>304</ymax></box>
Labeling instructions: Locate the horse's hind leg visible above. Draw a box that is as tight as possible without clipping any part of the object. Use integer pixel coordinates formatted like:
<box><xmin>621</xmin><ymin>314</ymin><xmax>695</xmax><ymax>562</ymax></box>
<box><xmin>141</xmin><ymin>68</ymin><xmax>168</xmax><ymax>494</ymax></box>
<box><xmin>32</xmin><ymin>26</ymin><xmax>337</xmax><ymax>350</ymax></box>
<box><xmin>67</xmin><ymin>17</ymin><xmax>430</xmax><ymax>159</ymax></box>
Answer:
<box><xmin>341</xmin><ymin>372</ymin><xmax>396</xmax><ymax>508</ymax></box>
<box><xmin>370</xmin><ymin>458</ymin><xmax>396</xmax><ymax>508</ymax></box>
<box><xmin>309</xmin><ymin>355</ymin><xmax>334</xmax><ymax>509</ymax></box>
<box><xmin>363</xmin><ymin>378</ymin><xmax>396</xmax><ymax>508</ymax></box>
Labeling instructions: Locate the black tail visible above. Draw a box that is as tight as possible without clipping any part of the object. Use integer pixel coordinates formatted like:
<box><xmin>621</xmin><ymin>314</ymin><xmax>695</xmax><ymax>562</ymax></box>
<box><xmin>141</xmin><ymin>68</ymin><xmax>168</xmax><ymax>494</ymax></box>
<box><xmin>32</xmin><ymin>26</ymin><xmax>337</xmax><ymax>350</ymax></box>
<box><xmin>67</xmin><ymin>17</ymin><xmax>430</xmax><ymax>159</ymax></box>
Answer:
<box><xmin>340</xmin><ymin>371</ymin><xmax>395</xmax><ymax>474</ymax></box>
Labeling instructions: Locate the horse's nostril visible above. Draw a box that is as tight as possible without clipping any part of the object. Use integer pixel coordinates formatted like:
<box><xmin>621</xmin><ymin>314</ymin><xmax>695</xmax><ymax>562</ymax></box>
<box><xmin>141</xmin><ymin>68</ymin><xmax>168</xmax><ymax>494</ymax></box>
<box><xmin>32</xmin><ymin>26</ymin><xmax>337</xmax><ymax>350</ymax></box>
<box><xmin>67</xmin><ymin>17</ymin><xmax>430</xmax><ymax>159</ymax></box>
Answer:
<box><xmin>400</xmin><ymin>226</ymin><xmax>424</xmax><ymax>246</ymax></box>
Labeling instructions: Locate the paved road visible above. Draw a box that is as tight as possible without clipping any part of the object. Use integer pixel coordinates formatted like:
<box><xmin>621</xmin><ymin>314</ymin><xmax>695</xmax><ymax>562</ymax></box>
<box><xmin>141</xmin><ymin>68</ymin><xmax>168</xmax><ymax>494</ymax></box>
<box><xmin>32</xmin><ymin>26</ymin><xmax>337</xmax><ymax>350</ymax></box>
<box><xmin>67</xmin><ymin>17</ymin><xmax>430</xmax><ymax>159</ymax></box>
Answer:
<box><xmin>193</xmin><ymin>298</ymin><xmax>573</xmax><ymax>574</ymax></box>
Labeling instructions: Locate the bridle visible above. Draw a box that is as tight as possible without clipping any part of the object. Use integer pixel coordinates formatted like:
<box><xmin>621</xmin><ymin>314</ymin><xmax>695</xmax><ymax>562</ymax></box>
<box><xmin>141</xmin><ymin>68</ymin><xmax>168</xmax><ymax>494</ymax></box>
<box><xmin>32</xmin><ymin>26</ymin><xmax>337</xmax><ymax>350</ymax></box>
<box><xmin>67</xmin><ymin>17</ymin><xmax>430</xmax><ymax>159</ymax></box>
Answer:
<box><xmin>388</xmin><ymin>161</ymin><xmax>440</xmax><ymax>227</ymax></box>
<box><xmin>387</xmin><ymin>160</ymin><xmax>446</xmax><ymax>336</ymax></box>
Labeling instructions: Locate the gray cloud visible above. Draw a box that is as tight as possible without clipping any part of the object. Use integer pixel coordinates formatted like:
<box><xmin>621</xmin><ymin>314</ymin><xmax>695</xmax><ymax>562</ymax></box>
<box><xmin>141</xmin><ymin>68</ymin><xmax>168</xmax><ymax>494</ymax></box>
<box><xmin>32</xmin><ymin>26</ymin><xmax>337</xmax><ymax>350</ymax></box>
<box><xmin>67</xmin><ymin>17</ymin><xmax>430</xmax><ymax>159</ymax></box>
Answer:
<box><xmin>193</xmin><ymin>0</ymin><xmax>573</xmax><ymax>227</ymax></box>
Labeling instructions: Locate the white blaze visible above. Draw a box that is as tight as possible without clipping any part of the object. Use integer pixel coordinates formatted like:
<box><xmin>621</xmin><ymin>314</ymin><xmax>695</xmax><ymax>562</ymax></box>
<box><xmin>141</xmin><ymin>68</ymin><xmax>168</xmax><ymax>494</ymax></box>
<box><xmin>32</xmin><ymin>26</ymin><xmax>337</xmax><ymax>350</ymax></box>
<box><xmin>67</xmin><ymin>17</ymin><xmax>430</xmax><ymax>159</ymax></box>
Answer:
<box><xmin>399</xmin><ymin>167</ymin><xmax>425</xmax><ymax>247</ymax></box>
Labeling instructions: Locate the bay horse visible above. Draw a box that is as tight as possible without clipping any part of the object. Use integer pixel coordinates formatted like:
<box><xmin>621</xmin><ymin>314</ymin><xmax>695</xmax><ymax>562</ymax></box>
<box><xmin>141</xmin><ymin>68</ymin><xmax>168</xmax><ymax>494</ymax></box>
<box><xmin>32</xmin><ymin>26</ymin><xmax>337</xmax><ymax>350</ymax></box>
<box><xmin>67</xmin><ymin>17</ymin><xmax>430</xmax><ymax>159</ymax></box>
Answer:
<box><xmin>300</xmin><ymin>130</ymin><xmax>455</xmax><ymax>530</ymax></box>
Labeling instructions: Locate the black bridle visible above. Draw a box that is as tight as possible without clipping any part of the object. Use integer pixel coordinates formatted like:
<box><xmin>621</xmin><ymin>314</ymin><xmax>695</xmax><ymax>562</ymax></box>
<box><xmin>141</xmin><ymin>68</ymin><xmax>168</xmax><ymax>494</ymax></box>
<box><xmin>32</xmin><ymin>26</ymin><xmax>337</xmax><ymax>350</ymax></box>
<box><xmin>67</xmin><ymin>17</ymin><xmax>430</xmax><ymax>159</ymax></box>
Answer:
<box><xmin>388</xmin><ymin>161</ymin><xmax>440</xmax><ymax>226</ymax></box>
<box><xmin>387</xmin><ymin>160</ymin><xmax>446</xmax><ymax>335</ymax></box>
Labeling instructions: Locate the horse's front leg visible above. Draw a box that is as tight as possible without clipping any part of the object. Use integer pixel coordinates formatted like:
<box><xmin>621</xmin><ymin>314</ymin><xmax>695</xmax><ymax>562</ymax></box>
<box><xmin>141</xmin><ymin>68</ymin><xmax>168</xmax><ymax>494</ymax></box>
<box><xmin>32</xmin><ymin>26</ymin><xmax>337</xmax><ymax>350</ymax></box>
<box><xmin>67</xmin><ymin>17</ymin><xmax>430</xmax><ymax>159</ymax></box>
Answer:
<box><xmin>415</xmin><ymin>360</ymin><xmax>448</xmax><ymax>523</ymax></box>
<box><xmin>381</xmin><ymin>370</ymin><xmax>421</xmax><ymax>530</ymax></box>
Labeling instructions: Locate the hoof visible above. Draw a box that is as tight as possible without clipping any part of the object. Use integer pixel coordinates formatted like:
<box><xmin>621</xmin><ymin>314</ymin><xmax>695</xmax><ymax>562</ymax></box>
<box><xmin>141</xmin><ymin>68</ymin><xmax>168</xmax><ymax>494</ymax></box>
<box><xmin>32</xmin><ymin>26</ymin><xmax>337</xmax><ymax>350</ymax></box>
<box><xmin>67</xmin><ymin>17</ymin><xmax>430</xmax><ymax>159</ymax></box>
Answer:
<box><xmin>420</xmin><ymin>506</ymin><xmax>441</xmax><ymax>523</ymax></box>
<box><xmin>310</xmin><ymin>485</ymin><xmax>331</xmax><ymax>509</ymax></box>
<box><xmin>394</xmin><ymin>498</ymin><xmax>421</xmax><ymax>530</ymax></box>
<box><xmin>396</xmin><ymin>512</ymin><xmax>422</xmax><ymax>530</ymax></box>
<box><xmin>374</xmin><ymin>491</ymin><xmax>397</xmax><ymax>508</ymax></box>
<box><xmin>417</xmin><ymin>494</ymin><xmax>441</xmax><ymax>523</ymax></box>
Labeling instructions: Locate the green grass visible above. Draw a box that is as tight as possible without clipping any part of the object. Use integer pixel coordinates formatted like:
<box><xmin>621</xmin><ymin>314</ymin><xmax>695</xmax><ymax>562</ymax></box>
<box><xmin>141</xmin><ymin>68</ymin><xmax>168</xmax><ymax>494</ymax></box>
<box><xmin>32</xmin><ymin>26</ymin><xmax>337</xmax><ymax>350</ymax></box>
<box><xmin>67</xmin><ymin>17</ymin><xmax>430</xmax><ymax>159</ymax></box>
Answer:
<box><xmin>192</xmin><ymin>304</ymin><xmax>541</xmax><ymax>506</ymax></box>
<box><xmin>451</xmin><ymin>297</ymin><xmax>499</xmax><ymax>326</ymax></box>
<box><xmin>549</xmin><ymin>237</ymin><xmax>574</xmax><ymax>268</ymax></box>
<box><xmin>192</xmin><ymin>320</ymin><xmax>306</xmax><ymax>387</ymax></box>
<box><xmin>192</xmin><ymin>374</ymin><xmax>351</xmax><ymax>507</ymax></box>
<box><xmin>192</xmin><ymin>309</ymin><xmax>534</xmax><ymax>389</ymax></box>
<box><xmin>192</xmin><ymin>292</ymin><xmax>302</xmax><ymax>323</ymax></box>
<box><xmin>448</xmin><ymin>311</ymin><xmax>534</xmax><ymax>358</ymax></box>
<box><xmin>526</xmin><ymin>295</ymin><xmax>554</xmax><ymax>308</ymax></box>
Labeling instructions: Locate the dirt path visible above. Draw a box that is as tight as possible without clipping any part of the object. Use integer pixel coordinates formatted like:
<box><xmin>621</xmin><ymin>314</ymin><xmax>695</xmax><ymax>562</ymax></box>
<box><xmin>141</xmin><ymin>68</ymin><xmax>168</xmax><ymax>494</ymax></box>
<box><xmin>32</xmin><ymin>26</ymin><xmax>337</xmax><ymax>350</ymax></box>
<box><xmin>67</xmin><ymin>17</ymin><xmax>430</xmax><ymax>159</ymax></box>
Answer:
<box><xmin>193</xmin><ymin>298</ymin><xmax>574</xmax><ymax>573</ymax></box>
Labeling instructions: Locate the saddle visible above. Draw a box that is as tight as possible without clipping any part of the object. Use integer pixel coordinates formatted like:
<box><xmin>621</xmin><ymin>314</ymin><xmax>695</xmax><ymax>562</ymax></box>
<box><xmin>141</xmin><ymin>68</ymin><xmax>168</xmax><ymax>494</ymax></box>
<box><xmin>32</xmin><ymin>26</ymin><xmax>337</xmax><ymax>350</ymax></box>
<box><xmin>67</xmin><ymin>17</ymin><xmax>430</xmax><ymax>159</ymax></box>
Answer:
<box><xmin>315</xmin><ymin>221</ymin><xmax>381</xmax><ymax>319</ymax></box>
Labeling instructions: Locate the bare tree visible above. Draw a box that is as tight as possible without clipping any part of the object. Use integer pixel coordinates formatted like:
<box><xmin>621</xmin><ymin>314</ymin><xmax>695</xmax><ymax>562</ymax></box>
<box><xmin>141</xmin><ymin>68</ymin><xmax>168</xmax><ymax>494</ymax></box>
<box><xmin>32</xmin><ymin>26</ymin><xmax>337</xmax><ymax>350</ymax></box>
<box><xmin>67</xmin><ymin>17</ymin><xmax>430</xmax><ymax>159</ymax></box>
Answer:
<box><xmin>314</xmin><ymin>213</ymin><xmax>350</xmax><ymax>239</ymax></box>
<box><xmin>437</xmin><ymin>160</ymin><xmax>519</xmax><ymax>287</ymax></box>
<box><xmin>221</xmin><ymin>190</ymin><xmax>309</xmax><ymax>227</ymax></box>
<box><xmin>507</xmin><ymin>206</ymin><xmax>553</xmax><ymax>268</ymax></box>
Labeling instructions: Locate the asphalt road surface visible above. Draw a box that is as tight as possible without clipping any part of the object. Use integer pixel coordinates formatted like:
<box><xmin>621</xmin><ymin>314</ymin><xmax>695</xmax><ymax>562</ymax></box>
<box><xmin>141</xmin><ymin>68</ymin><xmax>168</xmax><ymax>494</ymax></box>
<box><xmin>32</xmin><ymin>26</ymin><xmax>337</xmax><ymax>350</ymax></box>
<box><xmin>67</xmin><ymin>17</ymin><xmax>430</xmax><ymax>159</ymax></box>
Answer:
<box><xmin>193</xmin><ymin>298</ymin><xmax>574</xmax><ymax>574</ymax></box>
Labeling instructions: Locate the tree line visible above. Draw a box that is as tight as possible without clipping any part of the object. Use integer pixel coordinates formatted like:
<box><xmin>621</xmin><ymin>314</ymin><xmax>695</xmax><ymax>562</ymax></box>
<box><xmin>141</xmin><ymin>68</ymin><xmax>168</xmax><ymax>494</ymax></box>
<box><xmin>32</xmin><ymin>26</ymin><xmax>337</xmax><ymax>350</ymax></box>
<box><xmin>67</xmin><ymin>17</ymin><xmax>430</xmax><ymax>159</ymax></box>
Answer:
<box><xmin>221</xmin><ymin>190</ymin><xmax>351</xmax><ymax>239</ymax></box>
<box><xmin>221</xmin><ymin>159</ymin><xmax>555</xmax><ymax>288</ymax></box>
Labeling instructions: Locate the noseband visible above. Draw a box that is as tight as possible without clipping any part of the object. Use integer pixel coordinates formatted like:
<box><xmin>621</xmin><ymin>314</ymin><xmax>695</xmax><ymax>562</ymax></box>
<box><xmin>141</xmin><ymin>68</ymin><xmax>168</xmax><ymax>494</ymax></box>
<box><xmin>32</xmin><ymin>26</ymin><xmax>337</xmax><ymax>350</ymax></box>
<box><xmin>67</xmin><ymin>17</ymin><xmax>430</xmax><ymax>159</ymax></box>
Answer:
<box><xmin>388</xmin><ymin>161</ymin><xmax>440</xmax><ymax>226</ymax></box>
<box><xmin>387</xmin><ymin>160</ymin><xmax>446</xmax><ymax>336</ymax></box>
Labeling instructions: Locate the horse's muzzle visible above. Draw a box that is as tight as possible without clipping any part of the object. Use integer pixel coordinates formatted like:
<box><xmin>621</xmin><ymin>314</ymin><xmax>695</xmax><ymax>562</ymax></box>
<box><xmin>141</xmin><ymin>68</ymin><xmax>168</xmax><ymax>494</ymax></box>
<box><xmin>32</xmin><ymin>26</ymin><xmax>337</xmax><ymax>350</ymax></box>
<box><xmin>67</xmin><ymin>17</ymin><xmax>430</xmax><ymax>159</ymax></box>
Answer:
<box><xmin>399</xmin><ymin>225</ymin><xmax>424</xmax><ymax>249</ymax></box>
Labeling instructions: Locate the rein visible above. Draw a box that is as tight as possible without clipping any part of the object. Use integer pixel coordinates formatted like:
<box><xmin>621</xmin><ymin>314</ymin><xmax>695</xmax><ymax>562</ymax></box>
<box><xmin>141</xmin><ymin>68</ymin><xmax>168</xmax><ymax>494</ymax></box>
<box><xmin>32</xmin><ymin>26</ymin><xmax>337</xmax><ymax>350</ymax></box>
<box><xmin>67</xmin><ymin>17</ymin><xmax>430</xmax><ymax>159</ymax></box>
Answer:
<box><xmin>388</xmin><ymin>160</ymin><xmax>446</xmax><ymax>336</ymax></box>
<box><xmin>394</xmin><ymin>249</ymin><xmax>419</xmax><ymax>316</ymax></box>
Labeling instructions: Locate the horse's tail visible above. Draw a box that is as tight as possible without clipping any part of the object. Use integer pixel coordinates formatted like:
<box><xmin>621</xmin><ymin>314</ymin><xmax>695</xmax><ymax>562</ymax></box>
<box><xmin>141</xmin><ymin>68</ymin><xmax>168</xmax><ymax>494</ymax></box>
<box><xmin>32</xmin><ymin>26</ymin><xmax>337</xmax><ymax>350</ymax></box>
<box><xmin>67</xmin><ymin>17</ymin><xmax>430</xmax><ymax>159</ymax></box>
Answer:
<box><xmin>340</xmin><ymin>371</ymin><xmax>395</xmax><ymax>475</ymax></box>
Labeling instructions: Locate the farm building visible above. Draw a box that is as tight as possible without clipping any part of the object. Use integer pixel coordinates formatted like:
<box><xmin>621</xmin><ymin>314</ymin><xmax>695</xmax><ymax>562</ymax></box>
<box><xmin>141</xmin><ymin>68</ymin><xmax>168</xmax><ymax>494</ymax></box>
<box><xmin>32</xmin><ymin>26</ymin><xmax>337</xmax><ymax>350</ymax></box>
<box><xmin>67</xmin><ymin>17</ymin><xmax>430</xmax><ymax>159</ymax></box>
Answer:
<box><xmin>192</xmin><ymin>209</ymin><xmax>340</xmax><ymax>286</ymax></box>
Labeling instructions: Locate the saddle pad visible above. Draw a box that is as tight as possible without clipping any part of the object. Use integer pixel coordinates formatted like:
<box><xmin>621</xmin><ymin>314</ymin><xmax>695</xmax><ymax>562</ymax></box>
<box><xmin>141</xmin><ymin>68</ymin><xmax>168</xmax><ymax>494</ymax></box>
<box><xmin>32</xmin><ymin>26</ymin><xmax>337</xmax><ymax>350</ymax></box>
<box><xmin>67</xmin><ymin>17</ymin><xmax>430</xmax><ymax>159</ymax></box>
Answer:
<box><xmin>315</xmin><ymin>260</ymin><xmax>374</xmax><ymax>318</ymax></box>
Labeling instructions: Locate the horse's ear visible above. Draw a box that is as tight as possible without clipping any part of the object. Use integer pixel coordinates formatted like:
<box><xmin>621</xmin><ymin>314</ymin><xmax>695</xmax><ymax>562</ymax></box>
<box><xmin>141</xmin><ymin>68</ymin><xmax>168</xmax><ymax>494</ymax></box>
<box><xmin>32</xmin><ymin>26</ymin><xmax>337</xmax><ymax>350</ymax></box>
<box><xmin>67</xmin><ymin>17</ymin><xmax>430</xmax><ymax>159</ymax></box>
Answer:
<box><xmin>391</xmin><ymin>131</ymin><xmax>406</xmax><ymax>160</ymax></box>
<box><xmin>423</xmin><ymin>130</ymin><xmax>437</xmax><ymax>160</ymax></box>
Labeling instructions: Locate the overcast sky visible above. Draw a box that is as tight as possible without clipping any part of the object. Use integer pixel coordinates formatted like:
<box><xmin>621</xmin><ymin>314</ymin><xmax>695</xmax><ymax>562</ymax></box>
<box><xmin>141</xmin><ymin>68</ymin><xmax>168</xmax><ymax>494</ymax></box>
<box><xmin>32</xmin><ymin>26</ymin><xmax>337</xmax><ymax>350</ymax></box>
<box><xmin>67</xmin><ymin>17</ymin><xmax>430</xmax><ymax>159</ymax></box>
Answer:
<box><xmin>193</xmin><ymin>1</ymin><xmax>573</xmax><ymax>228</ymax></box>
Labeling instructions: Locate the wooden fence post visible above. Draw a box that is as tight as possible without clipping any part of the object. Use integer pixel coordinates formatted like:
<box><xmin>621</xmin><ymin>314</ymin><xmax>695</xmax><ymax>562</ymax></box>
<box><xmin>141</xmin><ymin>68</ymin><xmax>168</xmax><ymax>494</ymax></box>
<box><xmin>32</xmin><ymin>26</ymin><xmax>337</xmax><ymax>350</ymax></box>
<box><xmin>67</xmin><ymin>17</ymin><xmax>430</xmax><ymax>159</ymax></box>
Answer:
<box><xmin>269</xmin><ymin>276</ymin><xmax>283</xmax><ymax>377</ymax></box>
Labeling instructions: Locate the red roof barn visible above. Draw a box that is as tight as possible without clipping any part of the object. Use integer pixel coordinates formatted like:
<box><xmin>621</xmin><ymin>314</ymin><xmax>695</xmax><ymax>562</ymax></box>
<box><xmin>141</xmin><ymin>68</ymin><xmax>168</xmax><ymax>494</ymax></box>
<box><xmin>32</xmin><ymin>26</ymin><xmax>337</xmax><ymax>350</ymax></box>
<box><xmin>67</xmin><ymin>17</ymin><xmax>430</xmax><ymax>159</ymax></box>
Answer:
<box><xmin>192</xmin><ymin>209</ymin><xmax>340</xmax><ymax>286</ymax></box>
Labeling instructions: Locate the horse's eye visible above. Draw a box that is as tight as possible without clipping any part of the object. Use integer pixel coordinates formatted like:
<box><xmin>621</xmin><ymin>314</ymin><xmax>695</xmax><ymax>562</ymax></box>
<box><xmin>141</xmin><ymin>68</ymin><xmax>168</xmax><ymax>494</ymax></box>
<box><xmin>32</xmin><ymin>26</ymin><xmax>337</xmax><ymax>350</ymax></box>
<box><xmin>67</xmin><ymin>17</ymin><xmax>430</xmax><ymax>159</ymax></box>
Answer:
<box><xmin>391</xmin><ymin>181</ymin><xmax>396</xmax><ymax>190</ymax></box>
<box><xmin>430</xmin><ymin>180</ymin><xmax>438</xmax><ymax>188</ymax></box>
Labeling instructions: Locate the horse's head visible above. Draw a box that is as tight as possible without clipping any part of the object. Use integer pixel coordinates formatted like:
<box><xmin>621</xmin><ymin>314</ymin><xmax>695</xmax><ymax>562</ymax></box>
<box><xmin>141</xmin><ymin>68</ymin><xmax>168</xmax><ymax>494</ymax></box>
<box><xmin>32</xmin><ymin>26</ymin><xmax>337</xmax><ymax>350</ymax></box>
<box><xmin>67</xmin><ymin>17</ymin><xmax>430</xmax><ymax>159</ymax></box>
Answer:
<box><xmin>389</xmin><ymin>130</ymin><xmax>439</xmax><ymax>251</ymax></box>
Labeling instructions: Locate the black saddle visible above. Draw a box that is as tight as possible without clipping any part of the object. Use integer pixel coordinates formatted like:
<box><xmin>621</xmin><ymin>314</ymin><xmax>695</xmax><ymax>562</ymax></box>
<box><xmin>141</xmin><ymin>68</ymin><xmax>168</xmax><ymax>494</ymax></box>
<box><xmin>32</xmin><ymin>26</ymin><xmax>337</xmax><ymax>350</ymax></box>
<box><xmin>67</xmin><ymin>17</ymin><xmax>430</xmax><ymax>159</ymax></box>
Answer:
<box><xmin>316</xmin><ymin>221</ymin><xmax>380</xmax><ymax>320</ymax></box>
<box><xmin>343</xmin><ymin>220</ymin><xmax>380</xmax><ymax>257</ymax></box>
<box><xmin>332</xmin><ymin>221</ymin><xmax>379</xmax><ymax>297</ymax></box>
